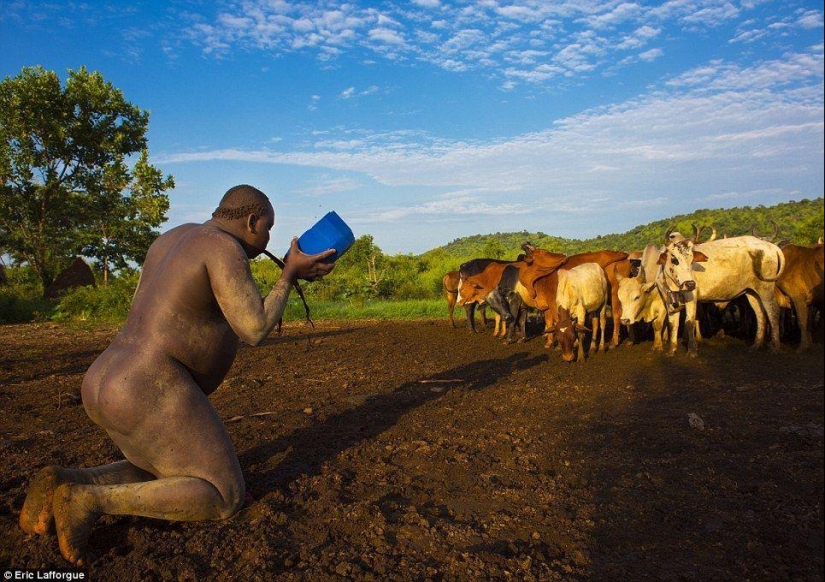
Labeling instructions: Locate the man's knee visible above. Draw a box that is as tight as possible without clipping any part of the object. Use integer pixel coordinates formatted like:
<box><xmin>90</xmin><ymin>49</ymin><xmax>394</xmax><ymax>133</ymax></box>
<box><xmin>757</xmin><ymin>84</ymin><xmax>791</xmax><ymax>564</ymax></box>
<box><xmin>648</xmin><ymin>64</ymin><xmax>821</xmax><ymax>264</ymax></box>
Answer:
<box><xmin>215</xmin><ymin>475</ymin><xmax>245</xmax><ymax>519</ymax></box>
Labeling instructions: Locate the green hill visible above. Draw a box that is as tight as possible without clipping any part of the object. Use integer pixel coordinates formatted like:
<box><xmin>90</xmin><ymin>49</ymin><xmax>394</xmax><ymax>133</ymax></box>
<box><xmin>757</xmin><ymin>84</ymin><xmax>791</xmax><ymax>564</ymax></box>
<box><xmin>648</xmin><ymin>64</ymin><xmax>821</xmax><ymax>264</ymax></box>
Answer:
<box><xmin>422</xmin><ymin>197</ymin><xmax>824</xmax><ymax>265</ymax></box>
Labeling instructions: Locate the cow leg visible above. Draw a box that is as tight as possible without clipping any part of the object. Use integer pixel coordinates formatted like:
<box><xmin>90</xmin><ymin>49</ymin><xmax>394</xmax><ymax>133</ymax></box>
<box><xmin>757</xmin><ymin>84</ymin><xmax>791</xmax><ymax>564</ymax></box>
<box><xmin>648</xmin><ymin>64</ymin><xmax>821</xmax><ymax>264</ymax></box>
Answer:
<box><xmin>794</xmin><ymin>298</ymin><xmax>812</xmax><ymax>352</ymax></box>
<box><xmin>447</xmin><ymin>291</ymin><xmax>457</xmax><ymax>328</ymax></box>
<box><xmin>493</xmin><ymin>313</ymin><xmax>502</xmax><ymax>337</ymax></box>
<box><xmin>543</xmin><ymin>310</ymin><xmax>557</xmax><ymax>349</ymax></box>
<box><xmin>465</xmin><ymin>303</ymin><xmax>479</xmax><ymax>333</ymax></box>
<box><xmin>498</xmin><ymin>299</ymin><xmax>516</xmax><ymax>344</ymax></box>
<box><xmin>652</xmin><ymin>316</ymin><xmax>665</xmax><ymax>352</ymax></box>
<box><xmin>510</xmin><ymin>298</ymin><xmax>527</xmax><ymax>343</ymax></box>
<box><xmin>587</xmin><ymin>315</ymin><xmax>598</xmax><ymax>356</ymax></box>
<box><xmin>684</xmin><ymin>301</ymin><xmax>699</xmax><ymax>357</ymax></box>
<box><xmin>744</xmin><ymin>293</ymin><xmax>769</xmax><ymax>350</ymax></box>
<box><xmin>694</xmin><ymin>309</ymin><xmax>705</xmax><ymax>343</ymax></box>
<box><xmin>599</xmin><ymin>306</ymin><xmax>607</xmax><ymax>353</ymax></box>
<box><xmin>610</xmin><ymin>288</ymin><xmax>622</xmax><ymax>348</ymax></box>
<box><xmin>479</xmin><ymin>305</ymin><xmax>489</xmax><ymax>330</ymax></box>
<box><xmin>625</xmin><ymin>322</ymin><xmax>637</xmax><ymax>347</ymax></box>
<box><xmin>666</xmin><ymin>312</ymin><xmax>681</xmax><ymax>356</ymax></box>
<box><xmin>757</xmin><ymin>288</ymin><xmax>783</xmax><ymax>353</ymax></box>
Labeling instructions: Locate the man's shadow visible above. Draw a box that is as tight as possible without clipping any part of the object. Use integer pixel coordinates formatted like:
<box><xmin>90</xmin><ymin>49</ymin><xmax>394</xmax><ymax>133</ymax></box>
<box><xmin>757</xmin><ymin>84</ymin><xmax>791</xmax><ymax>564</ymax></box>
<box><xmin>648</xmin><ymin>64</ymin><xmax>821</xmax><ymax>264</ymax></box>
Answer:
<box><xmin>240</xmin><ymin>352</ymin><xmax>546</xmax><ymax>496</ymax></box>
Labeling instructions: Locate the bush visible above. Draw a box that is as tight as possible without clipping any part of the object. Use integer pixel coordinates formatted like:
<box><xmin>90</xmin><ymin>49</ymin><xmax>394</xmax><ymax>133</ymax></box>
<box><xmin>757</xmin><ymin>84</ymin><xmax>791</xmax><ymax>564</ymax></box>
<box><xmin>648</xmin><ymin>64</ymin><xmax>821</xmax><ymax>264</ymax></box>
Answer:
<box><xmin>0</xmin><ymin>289</ymin><xmax>52</xmax><ymax>323</ymax></box>
<box><xmin>51</xmin><ymin>273</ymin><xmax>139</xmax><ymax>322</ymax></box>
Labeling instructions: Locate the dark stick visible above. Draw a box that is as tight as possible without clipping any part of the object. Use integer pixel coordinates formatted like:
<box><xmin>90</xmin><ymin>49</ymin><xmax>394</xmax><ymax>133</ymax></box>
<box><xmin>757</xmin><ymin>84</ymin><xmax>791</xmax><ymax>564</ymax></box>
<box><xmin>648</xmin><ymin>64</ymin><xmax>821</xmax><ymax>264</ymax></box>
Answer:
<box><xmin>261</xmin><ymin>249</ymin><xmax>315</xmax><ymax>331</ymax></box>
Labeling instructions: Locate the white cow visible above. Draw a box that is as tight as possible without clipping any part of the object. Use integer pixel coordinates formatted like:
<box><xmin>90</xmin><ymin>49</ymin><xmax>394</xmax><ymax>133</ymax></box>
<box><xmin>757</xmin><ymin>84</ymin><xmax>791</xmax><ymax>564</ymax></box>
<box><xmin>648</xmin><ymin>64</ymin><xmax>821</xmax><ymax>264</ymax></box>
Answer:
<box><xmin>551</xmin><ymin>263</ymin><xmax>609</xmax><ymax>362</ymax></box>
<box><xmin>616</xmin><ymin>243</ymin><xmax>669</xmax><ymax>352</ymax></box>
<box><xmin>656</xmin><ymin>231</ymin><xmax>785</xmax><ymax>357</ymax></box>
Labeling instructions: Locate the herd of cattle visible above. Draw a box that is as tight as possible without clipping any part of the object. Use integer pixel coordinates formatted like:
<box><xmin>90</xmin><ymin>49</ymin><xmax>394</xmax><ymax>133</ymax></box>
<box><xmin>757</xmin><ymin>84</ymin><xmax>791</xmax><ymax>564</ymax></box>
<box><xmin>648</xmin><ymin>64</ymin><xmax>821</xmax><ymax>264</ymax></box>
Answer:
<box><xmin>443</xmin><ymin>226</ymin><xmax>824</xmax><ymax>361</ymax></box>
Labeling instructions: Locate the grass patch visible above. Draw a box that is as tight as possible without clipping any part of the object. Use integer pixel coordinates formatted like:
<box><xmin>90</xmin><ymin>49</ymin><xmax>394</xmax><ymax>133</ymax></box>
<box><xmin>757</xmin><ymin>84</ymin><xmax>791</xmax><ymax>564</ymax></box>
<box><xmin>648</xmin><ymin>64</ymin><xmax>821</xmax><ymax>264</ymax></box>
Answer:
<box><xmin>283</xmin><ymin>297</ymin><xmax>448</xmax><ymax>322</ymax></box>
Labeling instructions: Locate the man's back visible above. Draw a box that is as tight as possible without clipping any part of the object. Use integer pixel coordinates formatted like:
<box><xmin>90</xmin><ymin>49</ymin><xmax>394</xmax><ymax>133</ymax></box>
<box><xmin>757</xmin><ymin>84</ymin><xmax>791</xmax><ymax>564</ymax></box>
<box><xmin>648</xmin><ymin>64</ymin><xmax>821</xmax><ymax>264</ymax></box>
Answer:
<box><xmin>117</xmin><ymin>223</ymin><xmax>243</xmax><ymax>393</ymax></box>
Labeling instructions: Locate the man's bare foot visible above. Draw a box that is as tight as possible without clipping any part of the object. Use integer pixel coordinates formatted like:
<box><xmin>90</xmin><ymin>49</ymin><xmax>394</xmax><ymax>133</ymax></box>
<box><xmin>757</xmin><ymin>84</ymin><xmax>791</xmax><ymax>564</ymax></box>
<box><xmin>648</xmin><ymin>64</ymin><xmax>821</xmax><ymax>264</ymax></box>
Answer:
<box><xmin>53</xmin><ymin>483</ymin><xmax>100</xmax><ymax>566</ymax></box>
<box><xmin>19</xmin><ymin>466</ymin><xmax>66</xmax><ymax>534</ymax></box>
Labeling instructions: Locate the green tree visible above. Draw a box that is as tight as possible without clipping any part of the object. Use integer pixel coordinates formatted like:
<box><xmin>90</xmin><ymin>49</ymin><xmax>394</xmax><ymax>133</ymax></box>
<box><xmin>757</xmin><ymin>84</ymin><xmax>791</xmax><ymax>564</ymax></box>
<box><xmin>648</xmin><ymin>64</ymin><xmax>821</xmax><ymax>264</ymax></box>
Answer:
<box><xmin>81</xmin><ymin>150</ymin><xmax>173</xmax><ymax>283</ymax></box>
<box><xmin>482</xmin><ymin>238</ymin><xmax>506</xmax><ymax>259</ymax></box>
<box><xmin>0</xmin><ymin>66</ymin><xmax>173</xmax><ymax>292</ymax></box>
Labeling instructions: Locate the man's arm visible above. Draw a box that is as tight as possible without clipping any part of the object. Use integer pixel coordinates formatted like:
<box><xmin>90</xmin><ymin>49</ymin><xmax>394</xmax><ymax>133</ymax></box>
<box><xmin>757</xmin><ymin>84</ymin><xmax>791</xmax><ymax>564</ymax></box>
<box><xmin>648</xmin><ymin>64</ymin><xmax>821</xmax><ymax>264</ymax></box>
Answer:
<box><xmin>209</xmin><ymin>236</ymin><xmax>335</xmax><ymax>346</ymax></box>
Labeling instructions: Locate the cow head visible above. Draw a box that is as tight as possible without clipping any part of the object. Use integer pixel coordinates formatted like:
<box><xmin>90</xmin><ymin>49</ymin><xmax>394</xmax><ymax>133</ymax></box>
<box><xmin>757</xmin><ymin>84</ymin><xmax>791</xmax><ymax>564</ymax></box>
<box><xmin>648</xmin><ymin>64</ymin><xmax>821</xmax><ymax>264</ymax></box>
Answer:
<box><xmin>656</xmin><ymin>228</ymin><xmax>708</xmax><ymax>293</ymax></box>
<box><xmin>456</xmin><ymin>273</ymin><xmax>488</xmax><ymax>306</ymax></box>
<box><xmin>616</xmin><ymin>269</ymin><xmax>656</xmax><ymax>325</ymax></box>
<box><xmin>550</xmin><ymin>307</ymin><xmax>591</xmax><ymax>362</ymax></box>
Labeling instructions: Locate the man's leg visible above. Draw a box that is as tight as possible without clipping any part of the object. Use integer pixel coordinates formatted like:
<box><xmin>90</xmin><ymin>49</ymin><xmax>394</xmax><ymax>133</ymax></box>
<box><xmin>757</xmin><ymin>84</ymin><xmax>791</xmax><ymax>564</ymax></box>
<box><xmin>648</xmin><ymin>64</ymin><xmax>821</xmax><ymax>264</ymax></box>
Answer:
<box><xmin>52</xmin><ymin>373</ymin><xmax>244</xmax><ymax>565</ymax></box>
<box><xmin>19</xmin><ymin>461</ymin><xmax>155</xmax><ymax>535</ymax></box>
<box><xmin>53</xmin><ymin>476</ymin><xmax>233</xmax><ymax>565</ymax></box>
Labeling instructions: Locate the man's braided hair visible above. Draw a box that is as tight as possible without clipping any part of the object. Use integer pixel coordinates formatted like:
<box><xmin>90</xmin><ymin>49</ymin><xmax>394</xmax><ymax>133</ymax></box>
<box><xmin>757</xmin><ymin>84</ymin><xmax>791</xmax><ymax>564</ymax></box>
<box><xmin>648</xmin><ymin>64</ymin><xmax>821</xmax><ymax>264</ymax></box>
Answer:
<box><xmin>211</xmin><ymin>185</ymin><xmax>271</xmax><ymax>220</ymax></box>
<box><xmin>212</xmin><ymin>203</ymin><xmax>268</xmax><ymax>220</ymax></box>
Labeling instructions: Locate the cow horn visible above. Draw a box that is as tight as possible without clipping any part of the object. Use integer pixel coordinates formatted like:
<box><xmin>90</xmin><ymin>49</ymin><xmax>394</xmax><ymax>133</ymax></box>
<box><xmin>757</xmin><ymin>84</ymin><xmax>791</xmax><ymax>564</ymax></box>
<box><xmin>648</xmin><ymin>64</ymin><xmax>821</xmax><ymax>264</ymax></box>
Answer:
<box><xmin>691</xmin><ymin>224</ymin><xmax>701</xmax><ymax>243</ymax></box>
<box><xmin>707</xmin><ymin>227</ymin><xmax>717</xmax><ymax>242</ymax></box>
<box><xmin>819</xmin><ymin>237</ymin><xmax>823</xmax><ymax>245</ymax></box>
<box><xmin>664</xmin><ymin>227</ymin><xmax>674</xmax><ymax>244</ymax></box>
<box><xmin>770</xmin><ymin>220</ymin><xmax>779</xmax><ymax>242</ymax></box>
<box><xmin>521</xmin><ymin>242</ymin><xmax>535</xmax><ymax>254</ymax></box>
<box><xmin>750</xmin><ymin>223</ymin><xmax>758</xmax><ymax>237</ymax></box>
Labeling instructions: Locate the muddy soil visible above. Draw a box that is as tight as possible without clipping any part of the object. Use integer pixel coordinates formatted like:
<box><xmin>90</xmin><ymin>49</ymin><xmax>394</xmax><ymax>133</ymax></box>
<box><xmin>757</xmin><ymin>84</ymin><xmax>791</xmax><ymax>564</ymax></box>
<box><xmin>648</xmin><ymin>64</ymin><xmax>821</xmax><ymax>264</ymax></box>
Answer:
<box><xmin>1</xmin><ymin>319</ymin><xmax>823</xmax><ymax>581</ymax></box>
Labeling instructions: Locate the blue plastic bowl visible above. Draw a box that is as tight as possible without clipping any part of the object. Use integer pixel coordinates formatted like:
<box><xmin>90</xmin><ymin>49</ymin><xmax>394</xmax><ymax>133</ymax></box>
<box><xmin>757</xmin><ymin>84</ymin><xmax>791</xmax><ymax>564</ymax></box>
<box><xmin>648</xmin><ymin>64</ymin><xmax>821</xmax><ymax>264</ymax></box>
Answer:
<box><xmin>294</xmin><ymin>211</ymin><xmax>355</xmax><ymax>263</ymax></box>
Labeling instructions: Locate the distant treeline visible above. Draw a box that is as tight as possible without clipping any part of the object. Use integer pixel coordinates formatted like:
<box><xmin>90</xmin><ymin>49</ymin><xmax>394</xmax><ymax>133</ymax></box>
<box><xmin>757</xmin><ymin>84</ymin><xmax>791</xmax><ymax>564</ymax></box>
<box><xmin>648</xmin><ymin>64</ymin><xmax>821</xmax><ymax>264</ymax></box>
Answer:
<box><xmin>430</xmin><ymin>197</ymin><xmax>824</xmax><ymax>261</ymax></box>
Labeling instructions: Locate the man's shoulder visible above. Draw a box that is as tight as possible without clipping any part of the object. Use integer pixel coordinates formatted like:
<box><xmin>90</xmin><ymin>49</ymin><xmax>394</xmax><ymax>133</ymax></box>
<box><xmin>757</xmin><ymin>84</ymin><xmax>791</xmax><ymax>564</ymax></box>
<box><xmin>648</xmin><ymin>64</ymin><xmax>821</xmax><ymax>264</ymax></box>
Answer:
<box><xmin>164</xmin><ymin>223</ymin><xmax>236</xmax><ymax>244</ymax></box>
<box><xmin>155</xmin><ymin>223</ymin><xmax>243</xmax><ymax>259</ymax></box>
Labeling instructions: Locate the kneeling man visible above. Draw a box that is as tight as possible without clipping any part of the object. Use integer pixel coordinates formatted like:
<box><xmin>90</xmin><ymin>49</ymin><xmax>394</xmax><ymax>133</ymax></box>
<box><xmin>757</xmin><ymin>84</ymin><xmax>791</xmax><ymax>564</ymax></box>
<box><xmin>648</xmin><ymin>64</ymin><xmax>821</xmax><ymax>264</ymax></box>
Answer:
<box><xmin>19</xmin><ymin>184</ymin><xmax>335</xmax><ymax>565</ymax></box>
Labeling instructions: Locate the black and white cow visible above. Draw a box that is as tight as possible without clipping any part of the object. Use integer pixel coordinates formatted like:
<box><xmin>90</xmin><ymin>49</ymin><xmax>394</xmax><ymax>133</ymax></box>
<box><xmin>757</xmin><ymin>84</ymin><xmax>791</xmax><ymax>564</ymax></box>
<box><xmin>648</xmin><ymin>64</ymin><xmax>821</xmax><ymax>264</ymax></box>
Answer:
<box><xmin>484</xmin><ymin>264</ymin><xmax>527</xmax><ymax>344</ymax></box>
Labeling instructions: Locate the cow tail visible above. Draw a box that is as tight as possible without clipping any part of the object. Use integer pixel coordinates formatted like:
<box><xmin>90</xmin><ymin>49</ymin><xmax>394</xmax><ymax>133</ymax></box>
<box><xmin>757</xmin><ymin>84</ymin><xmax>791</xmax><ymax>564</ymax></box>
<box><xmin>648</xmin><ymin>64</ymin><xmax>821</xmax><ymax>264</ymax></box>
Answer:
<box><xmin>751</xmin><ymin>248</ymin><xmax>784</xmax><ymax>282</ymax></box>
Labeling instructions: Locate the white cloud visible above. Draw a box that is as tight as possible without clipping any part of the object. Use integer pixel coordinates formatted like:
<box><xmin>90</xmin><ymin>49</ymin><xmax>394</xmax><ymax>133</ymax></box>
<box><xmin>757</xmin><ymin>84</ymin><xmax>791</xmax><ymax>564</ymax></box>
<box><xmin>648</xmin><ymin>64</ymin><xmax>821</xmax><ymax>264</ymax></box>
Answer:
<box><xmin>368</xmin><ymin>27</ymin><xmax>405</xmax><ymax>45</ymax></box>
<box><xmin>638</xmin><ymin>47</ymin><xmax>663</xmax><ymax>62</ymax></box>
<box><xmin>796</xmin><ymin>10</ymin><xmax>823</xmax><ymax>29</ymax></box>
<box><xmin>160</xmin><ymin>48</ymin><xmax>823</xmax><ymax>219</ymax></box>
<box><xmin>293</xmin><ymin>175</ymin><xmax>362</xmax><ymax>196</ymax></box>
<box><xmin>173</xmin><ymin>0</ymin><xmax>794</xmax><ymax>88</ymax></box>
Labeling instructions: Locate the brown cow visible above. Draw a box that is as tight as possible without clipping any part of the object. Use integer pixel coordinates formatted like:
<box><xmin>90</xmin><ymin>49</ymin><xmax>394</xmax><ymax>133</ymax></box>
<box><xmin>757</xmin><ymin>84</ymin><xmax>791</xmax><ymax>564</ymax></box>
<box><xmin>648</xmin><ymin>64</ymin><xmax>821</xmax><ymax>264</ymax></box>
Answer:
<box><xmin>775</xmin><ymin>242</ymin><xmax>824</xmax><ymax>351</ymax></box>
<box><xmin>516</xmin><ymin>244</ymin><xmax>631</xmax><ymax>349</ymax></box>
<box><xmin>443</xmin><ymin>270</ymin><xmax>488</xmax><ymax>330</ymax></box>
<box><xmin>484</xmin><ymin>250</ymin><xmax>570</xmax><ymax>343</ymax></box>
<box><xmin>457</xmin><ymin>259</ymin><xmax>527</xmax><ymax>310</ymax></box>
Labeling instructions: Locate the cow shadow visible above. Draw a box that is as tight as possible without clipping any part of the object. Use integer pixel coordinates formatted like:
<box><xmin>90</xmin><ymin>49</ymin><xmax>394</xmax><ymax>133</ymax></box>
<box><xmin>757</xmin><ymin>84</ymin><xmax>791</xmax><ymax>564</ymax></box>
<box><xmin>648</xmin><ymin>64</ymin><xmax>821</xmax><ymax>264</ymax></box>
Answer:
<box><xmin>240</xmin><ymin>352</ymin><xmax>546</xmax><ymax>495</ymax></box>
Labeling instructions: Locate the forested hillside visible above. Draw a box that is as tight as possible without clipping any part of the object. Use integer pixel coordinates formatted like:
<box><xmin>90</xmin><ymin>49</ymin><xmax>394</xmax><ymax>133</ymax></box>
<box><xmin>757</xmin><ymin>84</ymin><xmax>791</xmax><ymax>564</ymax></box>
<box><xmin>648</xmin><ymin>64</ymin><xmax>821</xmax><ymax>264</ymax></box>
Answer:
<box><xmin>426</xmin><ymin>197</ymin><xmax>824</xmax><ymax>265</ymax></box>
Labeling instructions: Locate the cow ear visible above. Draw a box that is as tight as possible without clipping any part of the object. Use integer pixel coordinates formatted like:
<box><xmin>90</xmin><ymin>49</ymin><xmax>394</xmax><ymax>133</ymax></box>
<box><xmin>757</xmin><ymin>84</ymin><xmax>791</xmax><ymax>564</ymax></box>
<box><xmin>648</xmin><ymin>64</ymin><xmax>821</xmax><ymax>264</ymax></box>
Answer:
<box><xmin>657</xmin><ymin>251</ymin><xmax>667</xmax><ymax>265</ymax></box>
<box><xmin>692</xmin><ymin>251</ymin><xmax>708</xmax><ymax>263</ymax></box>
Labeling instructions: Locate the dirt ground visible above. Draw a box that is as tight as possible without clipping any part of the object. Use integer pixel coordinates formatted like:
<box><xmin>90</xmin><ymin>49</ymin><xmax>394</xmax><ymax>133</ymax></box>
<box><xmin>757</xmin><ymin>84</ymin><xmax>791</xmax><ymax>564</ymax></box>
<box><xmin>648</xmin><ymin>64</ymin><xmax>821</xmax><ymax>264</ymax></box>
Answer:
<box><xmin>1</xmin><ymin>317</ymin><xmax>823</xmax><ymax>581</ymax></box>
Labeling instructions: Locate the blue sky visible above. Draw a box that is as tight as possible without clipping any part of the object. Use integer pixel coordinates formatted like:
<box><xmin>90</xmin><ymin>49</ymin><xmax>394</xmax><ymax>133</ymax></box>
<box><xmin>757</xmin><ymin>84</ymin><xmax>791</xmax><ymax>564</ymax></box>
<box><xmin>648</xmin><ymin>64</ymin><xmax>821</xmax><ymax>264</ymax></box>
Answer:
<box><xmin>2</xmin><ymin>0</ymin><xmax>823</xmax><ymax>256</ymax></box>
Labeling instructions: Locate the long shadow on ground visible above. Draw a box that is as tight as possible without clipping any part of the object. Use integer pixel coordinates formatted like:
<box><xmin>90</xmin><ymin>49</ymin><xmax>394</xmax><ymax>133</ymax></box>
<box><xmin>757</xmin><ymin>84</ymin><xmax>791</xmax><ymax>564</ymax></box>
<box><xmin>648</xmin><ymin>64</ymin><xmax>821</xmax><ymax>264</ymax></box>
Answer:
<box><xmin>240</xmin><ymin>351</ymin><xmax>546</xmax><ymax>495</ymax></box>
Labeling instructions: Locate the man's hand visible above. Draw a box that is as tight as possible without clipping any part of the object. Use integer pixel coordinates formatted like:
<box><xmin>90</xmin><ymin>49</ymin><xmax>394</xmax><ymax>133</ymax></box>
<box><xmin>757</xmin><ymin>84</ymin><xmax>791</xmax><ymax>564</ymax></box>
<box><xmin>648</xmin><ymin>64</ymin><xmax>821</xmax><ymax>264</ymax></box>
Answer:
<box><xmin>283</xmin><ymin>237</ymin><xmax>336</xmax><ymax>282</ymax></box>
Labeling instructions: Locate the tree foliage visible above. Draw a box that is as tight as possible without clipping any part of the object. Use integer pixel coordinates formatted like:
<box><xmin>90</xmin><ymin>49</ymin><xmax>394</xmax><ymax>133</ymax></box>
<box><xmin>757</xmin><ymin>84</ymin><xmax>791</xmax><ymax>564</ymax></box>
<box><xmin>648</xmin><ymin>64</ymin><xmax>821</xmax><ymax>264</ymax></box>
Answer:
<box><xmin>0</xmin><ymin>66</ymin><xmax>173</xmax><ymax>291</ymax></box>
